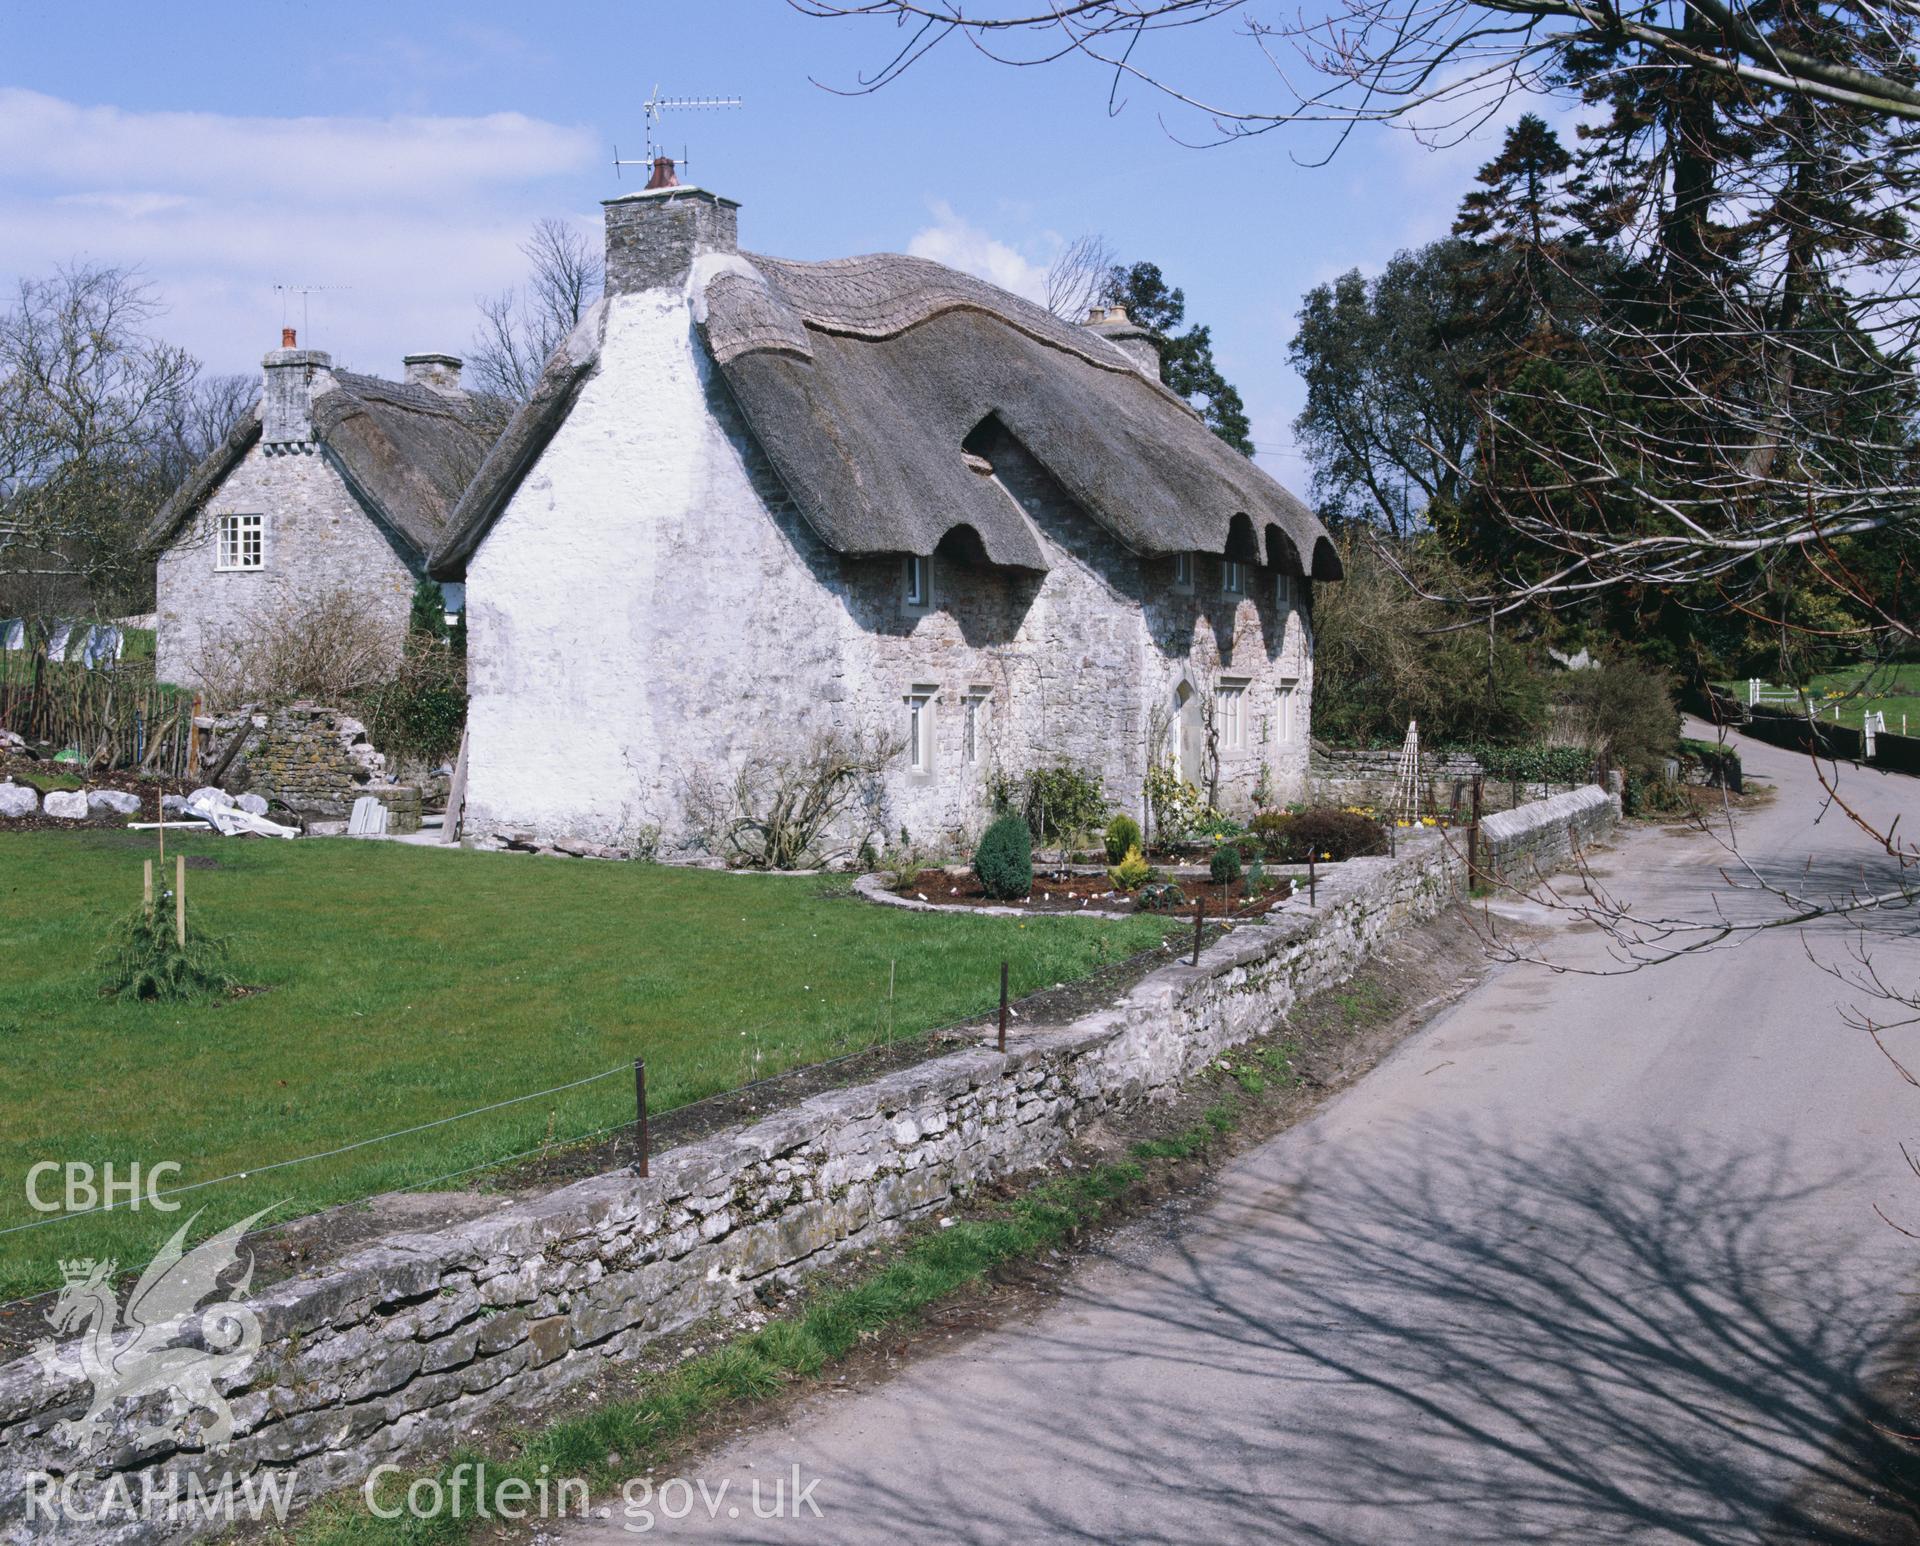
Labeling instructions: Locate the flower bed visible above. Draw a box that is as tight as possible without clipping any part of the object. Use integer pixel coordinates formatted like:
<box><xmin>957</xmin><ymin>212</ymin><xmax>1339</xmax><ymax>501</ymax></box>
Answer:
<box><xmin>892</xmin><ymin>867</ymin><xmax>1294</xmax><ymax>920</ymax></box>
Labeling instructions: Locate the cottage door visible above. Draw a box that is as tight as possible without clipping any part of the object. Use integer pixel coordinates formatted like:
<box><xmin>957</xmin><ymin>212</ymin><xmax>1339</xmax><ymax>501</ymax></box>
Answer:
<box><xmin>1175</xmin><ymin>683</ymin><xmax>1203</xmax><ymax>786</ymax></box>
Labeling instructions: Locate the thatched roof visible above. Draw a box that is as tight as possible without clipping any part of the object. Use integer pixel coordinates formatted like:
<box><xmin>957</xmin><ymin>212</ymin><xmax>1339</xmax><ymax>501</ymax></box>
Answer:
<box><xmin>428</xmin><ymin>250</ymin><xmax>1340</xmax><ymax>582</ymax></box>
<box><xmin>146</xmin><ymin>372</ymin><xmax>508</xmax><ymax>564</ymax></box>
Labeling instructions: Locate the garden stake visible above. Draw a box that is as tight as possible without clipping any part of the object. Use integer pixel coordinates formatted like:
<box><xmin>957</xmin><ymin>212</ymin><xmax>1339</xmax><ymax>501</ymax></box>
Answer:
<box><xmin>143</xmin><ymin>859</ymin><xmax>153</xmax><ymax>912</ymax></box>
<box><xmin>634</xmin><ymin>1057</ymin><xmax>649</xmax><ymax>1177</ymax></box>
<box><xmin>998</xmin><ymin>960</ymin><xmax>1009</xmax><ymax>1052</ymax></box>
<box><xmin>1308</xmin><ymin>856</ymin><xmax>1317</xmax><ymax>907</ymax></box>
<box><xmin>175</xmin><ymin>854</ymin><xmax>185</xmax><ymax>948</ymax></box>
<box><xmin>1191</xmin><ymin>894</ymin><xmax>1204</xmax><ymax>966</ymax></box>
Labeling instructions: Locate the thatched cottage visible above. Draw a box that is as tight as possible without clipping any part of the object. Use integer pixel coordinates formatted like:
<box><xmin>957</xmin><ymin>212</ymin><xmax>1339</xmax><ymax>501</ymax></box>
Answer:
<box><xmin>430</xmin><ymin>162</ymin><xmax>1340</xmax><ymax>856</ymax></box>
<box><xmin>146</xmin><ymin>339</ymin><xmax>502</xmax><ymax>692</ymax></box>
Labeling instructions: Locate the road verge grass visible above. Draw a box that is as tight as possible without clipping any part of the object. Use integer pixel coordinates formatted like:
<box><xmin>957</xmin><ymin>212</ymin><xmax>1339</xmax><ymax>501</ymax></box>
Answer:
<box><xmin>283</xmin><ymin>1075</ymin><xmax>1278</xmax><ymax>1544</ymax></box>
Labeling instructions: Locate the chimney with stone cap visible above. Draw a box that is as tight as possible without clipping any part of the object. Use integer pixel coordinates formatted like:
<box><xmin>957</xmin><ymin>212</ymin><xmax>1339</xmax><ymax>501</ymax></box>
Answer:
<box><xmin>1082</xmin><ymin>304</ymin><xmax>1161</xmax><ymax>380</ymax></box>
<box><xmin>403</xmin><ymin>353</ymin><xmax>465</xmax><ymax>395</ymax></box>
<box><xmin>261</xmin><ymin>329</ymin><xmax>333</xmax><ymax>446</ymax></box>
<box><xmin>602</xmin><ymin>161</ymin><xmax>739</xmax><ymax>296</ymax></box>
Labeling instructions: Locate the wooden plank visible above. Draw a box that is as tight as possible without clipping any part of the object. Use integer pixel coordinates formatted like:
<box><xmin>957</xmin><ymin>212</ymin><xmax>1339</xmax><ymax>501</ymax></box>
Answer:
<box><xmin>442</xmin><ymin>726</ymin><xmax>470</xmax><ymax>844</ymax></box>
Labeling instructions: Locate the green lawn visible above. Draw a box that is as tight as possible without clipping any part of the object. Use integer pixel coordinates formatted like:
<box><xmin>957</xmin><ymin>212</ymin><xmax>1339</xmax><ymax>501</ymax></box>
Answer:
<box><xmin>1717</xmin><ymin>661</ymin><xmax>1920</xmax><ymax>735</ymax></box>
<box><xmin>0</xmin><ymin>831</ymin><xmax>1167</xmax><ymax>1299</ymax></box>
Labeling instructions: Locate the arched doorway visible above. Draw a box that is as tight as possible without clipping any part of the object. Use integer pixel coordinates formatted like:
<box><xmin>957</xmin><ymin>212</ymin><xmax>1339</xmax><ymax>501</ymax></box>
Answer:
<box><xmin>1173</xmin><ymin>681</ymin><xmax>1203</xmax><ymax>786</ymax></box>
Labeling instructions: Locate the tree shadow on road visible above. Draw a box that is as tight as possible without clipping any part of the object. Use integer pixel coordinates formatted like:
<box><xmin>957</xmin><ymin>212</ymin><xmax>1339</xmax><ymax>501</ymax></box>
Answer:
<box><xmin>761</xmin><ymin>1126</ymin><xmax>1920</xmax><ymax>1545</ymax></box>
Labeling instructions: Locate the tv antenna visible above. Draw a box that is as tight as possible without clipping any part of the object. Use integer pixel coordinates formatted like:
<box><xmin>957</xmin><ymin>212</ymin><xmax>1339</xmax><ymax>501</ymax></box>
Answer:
<box><xmin>612</xmin><ymin>86</ymin><xmax>742</xmax><ymax>180</ymax></box>
<box><xmin>274</xmin><ymin>282</ymin><xmax>352</xmax><ymax>340</ymax></box>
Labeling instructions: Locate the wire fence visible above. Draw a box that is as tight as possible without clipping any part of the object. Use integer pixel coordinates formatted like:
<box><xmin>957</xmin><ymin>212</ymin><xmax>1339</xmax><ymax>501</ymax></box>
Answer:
<box><xmin>0</xmin><ymin>1063</ymin><xmax>636</xmax><ymax>1240</ymax></box>
<box><xmin>0</xmin><ymin>958</ymin><xmax>1047</xmax><ymax>1315</ymax></box>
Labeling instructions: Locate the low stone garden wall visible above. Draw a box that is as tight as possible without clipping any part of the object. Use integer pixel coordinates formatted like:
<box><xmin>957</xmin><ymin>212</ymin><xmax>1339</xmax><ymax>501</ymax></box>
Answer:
<box><xmin>0</xmin><ymin>790</ymin><xmax>1618</xmax><ymax>1542</ymax></box>
<box><xmin>1478</xmin><ymin>785</ymin><xmax>1619</xmax><ymax>886</ymax></box>
<box><xmin>1308</xmin><ymin>743</ymin><xmax>1578</xmax><ymax>816</ymax></box>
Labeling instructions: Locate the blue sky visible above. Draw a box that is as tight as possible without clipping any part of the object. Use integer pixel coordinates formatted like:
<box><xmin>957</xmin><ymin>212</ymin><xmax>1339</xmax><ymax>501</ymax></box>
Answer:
<box><xmin>0</xmin><ymin>1</ymin><xmax>1551</xmax><ymax>486</ymax></box>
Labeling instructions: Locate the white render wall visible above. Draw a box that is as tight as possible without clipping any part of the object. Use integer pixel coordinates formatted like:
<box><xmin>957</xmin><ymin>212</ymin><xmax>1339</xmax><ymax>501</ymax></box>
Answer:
<box><xmin>462</xmin><ymin>282</ymin><xmax>1315</xmax><ymax>855</ymax></box>
<box><xmin>155</xmin><ymin>443</ymin><xmax>418</xmax><ymax>693</ymax></box>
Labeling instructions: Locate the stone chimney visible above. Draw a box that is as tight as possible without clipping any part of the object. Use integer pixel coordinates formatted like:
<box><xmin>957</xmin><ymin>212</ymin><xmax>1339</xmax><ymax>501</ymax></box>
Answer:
<box><xmin>603</xmin><ymin>165</ymin><xmax>740</xmax><ymax>296</ymax></box>
<box><xmin>1083</xmin><ymin>304</ymin><xmax>1161</xmax><ymax>379</ymax></box>
<box><xmin>261</xmin><ymin>329</ymin><xmax>333</xmax><ymax>447</ymax></box>
<box><xmin>403</xmin><ymin>353</ymin><xmax>465</xmax><ymax>395</ymax></box>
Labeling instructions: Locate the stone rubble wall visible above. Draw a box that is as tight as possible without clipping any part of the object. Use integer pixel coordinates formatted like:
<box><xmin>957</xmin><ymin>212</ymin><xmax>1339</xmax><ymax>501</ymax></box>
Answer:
<box><xmin>1477</xmin><ymin>785</ymin><xmax>1619</xmax><ymax>886</ymax></box>
<box><xmin>194</xmin><ymin>703</ymin><xmax>414</xmax><ymax>822</ymax></box>
<box><xmin>0</xmin><ymin>792</ymin><xmax>1617</xmax><ymax>1543</ymax></box>
<box><xmin>1308</xmin><ymin>743</ymin><xmax>1587</xmax><ymax>818</ymax></box>
<box><xmin>1308</xmin><ymin>743</ymin><xmax>1482</xmax><ymax>814</ymax></box>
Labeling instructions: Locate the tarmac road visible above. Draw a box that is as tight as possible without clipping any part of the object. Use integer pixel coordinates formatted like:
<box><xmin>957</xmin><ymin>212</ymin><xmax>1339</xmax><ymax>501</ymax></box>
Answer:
<box><xmin>568</xmin><ymin>727</ymin><xmax>1920</xmax><ymax>1544</ymax></box>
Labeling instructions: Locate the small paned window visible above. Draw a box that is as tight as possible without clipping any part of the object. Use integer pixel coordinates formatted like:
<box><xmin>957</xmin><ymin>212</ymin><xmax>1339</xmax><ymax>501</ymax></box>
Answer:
<box><xmin>216</xmin><ymin>513</ymin><xmax>264</xmax><ymax>571</ymax></box>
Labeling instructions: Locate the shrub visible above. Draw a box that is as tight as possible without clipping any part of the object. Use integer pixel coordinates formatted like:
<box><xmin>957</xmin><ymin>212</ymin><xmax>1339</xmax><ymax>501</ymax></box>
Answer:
<box><xmin>1253</xmin><ymin>807</ymin><xmax>1388</xmax><ymax>863</ymax></box>
<box><xmin>973</xmin><ymin>814</ymin><xmax>1033</xmax><ymax>900</ymax></box>
<box><xmin>1209</xmin><ymin>842</ymin><xmax>1242</xmax><ymax>886</ymax></box>
<box><xmin>1108</xmin><ymin>844</ymin><xmax>1153</xmax><ymax>891</ymax></box>
<box><xmin>1477</xmin><ymin>741</ymin><xmax>1594</xmax><ymax>787</ymax></box>
<box><xmin>1245</xmin><ymin>855</ymin><xmax>1269</xmax><ymax>896</ymax></box>
<box><xmin>187</xmin><ymin>581</ymin><xmax>401</xmax><ymax>709</ymax></box>
<box><xmin>1311</xmin><ymin>539</ymin><xmax>1549</xmax><ymax>746</ymax></box>
<box><xmin>361</xmin><ymin>641</ymin><xmax>466</xmax><ymax>770</ymax></box>
<box><xmin>1557</xmin><ymin>659</ymin><xmax>1679</xmax><ymax>777</ymax></box>
<box><xmin>994</xmin><ymin>765</ymin><xmax>1107</xmax><ymax>846</ymax></box>
<box><xmin>407</xmin><ymin>578</ymin><xmax>450</xmax><ymax>643</ymax></box>
<box><xmin>1145</xmin><ymin>763</ymin><xmax>1233</xmax><ymax>848</ymax></box>
<box><xmin>1104</xmin><ymin>813</ymin><xmax>1142</xmax><ymax>865</ymax></box>
<box><xmin>1136</xmin><ymin>881</ymin><xmax>1187</xmax><ymax>912</ymax></box>
<box><xmin>682</xmin><ymin>729</ymin><xmax>904</xmax><ymax>870</ymax></box>
<box><xmin>1249</xmin><ymin>809</ymin><xmax>1291</xmax><ymax>854</ymax></box>
<box><xmin>95</xmin><ymin>894</ymin><xmax>240</xmax><ymax>1003</ymax></box>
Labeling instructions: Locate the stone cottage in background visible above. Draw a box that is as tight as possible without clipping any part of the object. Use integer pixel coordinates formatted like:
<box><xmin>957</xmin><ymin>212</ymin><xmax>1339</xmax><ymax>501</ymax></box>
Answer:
<box><xmin>430</xmin><ymin>159</ymin><xmax>1340</xmax><ymax>856</ymax></box>
<box><xmin>146</xmin><ymin>334</ymin><xmax>504</xmax><ymax>694</ymax></box>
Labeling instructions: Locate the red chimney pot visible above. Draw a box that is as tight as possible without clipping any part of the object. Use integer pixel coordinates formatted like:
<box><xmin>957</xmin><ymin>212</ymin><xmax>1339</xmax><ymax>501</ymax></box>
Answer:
<box><xmin>281</xmin><ymin>327</ymin><xmax>297</xmax><ymax>348</ymax></box>
<box><xmin>644</xmin><ymin>156</ymin><xmax>680</xmax><ymax>191</ymax></box>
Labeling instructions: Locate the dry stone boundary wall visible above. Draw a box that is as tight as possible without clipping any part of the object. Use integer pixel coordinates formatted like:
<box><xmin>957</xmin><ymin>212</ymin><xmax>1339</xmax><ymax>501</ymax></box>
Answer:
<box><xmin>0</xmin><ymin>790</ymin><xmax>1618</xmax><ymax>1542</ymax></box>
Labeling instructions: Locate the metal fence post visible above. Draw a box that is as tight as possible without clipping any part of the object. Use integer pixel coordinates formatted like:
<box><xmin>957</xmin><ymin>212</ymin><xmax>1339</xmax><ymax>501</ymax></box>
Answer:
<box><xmin>1191</xmin><ymin>893</ymin><xmax>1204</xmax><ymax>966</ymax></box>
<box><xmin>634</xmin><ymin>1057</ymin><xmax>649</xmax><ymax>1178</ymax></box>
<box><xmin>998</xmin><ymin>960</ymin><xmax>1009</xmax><ymax>1053</ymax></box>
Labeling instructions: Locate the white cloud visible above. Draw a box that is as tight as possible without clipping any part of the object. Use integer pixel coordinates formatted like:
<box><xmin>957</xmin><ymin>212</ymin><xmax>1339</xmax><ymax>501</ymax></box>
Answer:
<box><xmin>0</xmin><ymin>88</ymin><xmax>593</xmax><ymax>201</ymax></box>
<box><xmin>906</xmin><ymin>201</ymin><xmax>1051</xmax><ymax>305</ymax></box>
<box><xmin>0</xmin><ymin>90</ymin><xmax>599</xmax><ymax>379</ymax></box>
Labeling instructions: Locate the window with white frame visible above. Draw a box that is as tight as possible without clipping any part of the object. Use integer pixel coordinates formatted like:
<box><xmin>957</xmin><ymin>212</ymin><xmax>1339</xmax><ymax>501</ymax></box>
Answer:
<box><xmin>1277</xmin><ymin>678</ymin><xmax>1299</xmax><ymax>742</ymax></box>
<box><xmin>1275</xmin><ymin>571</ymin><xmax>1296</xmax><ymax>610</ymax></box>
<box><xmin>903</xmin><ymin>554</ymin><xmax>932</xmax><ymax>610</ymax></box>
<box><xmin>1221</xmin><ymin>559</ymin><xmax>1245</xmax><ymax>596</ymax></box>
<box><xmin>907</xmin><ymin>686</ymin><xmax>937</xmax><ymax>773</ymax></box>
<box><xmin>1173</xmin><ymin>552</ymin><xmax>1194</xmax><ymax>592</ymax></box>
<box><xmin>216</xmin><ymin>513</ymin><xmax>264</xmax><ymax>571</ymax></box>
<box><xmin>1216</xmin><ymin>678</ymin><xmax>1249</xmax><ymax>749</ymax></box>
<box><xmin>961</xmin><ymin>688</ymin><xmax>990</xmax><ymax>765</ymax></box>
